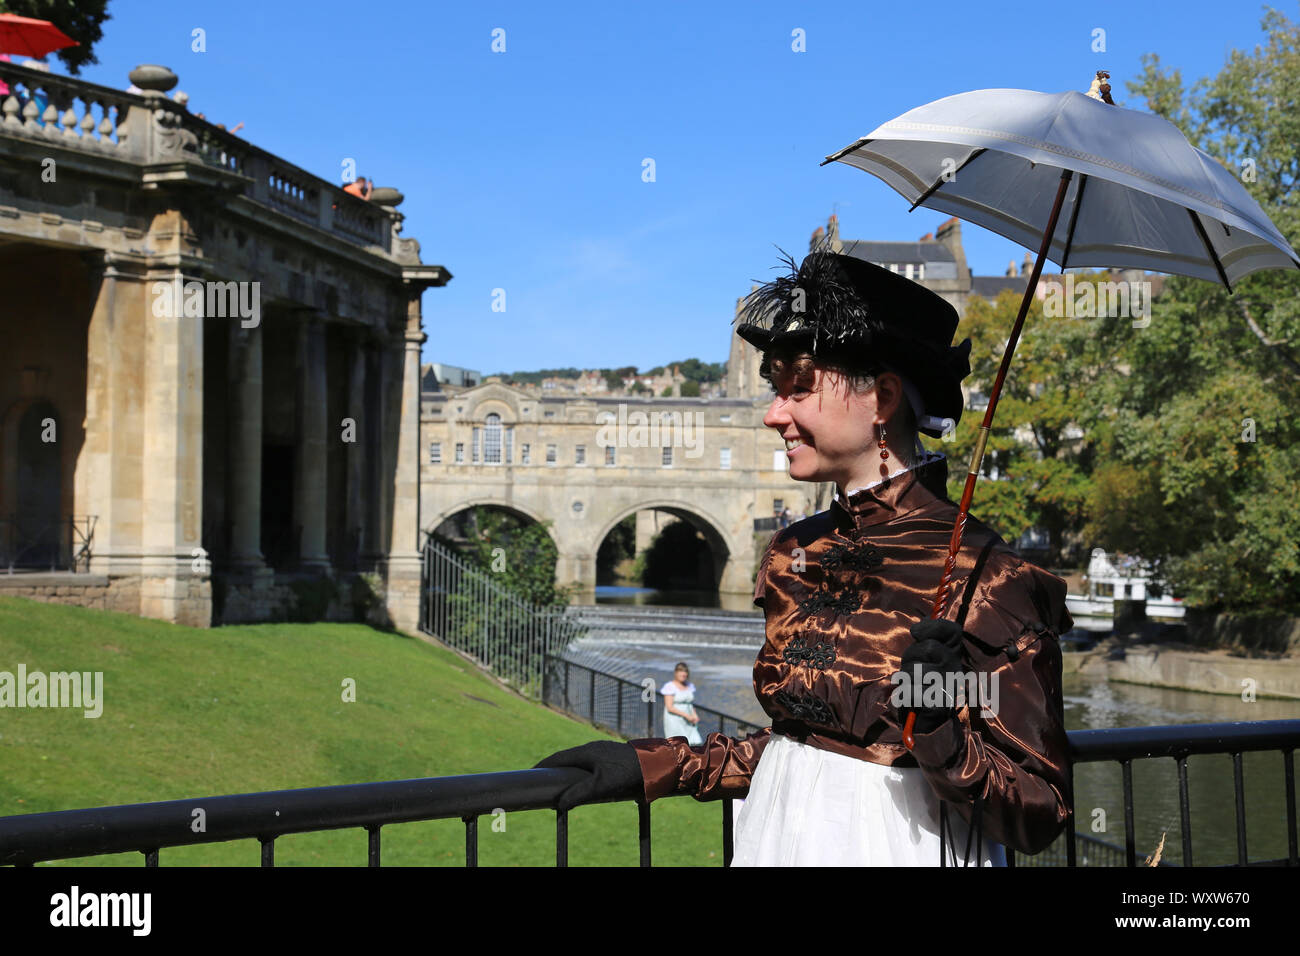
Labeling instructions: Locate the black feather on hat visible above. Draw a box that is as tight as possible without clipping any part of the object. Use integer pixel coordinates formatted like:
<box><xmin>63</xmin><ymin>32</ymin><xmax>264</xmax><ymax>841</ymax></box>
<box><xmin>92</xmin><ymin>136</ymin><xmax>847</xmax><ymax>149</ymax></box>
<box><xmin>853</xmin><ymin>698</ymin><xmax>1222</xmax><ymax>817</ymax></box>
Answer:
<box><xmin>733</xmin><ymin>243</ymin><xmax>973</xmax><ymax>438</ymax></box>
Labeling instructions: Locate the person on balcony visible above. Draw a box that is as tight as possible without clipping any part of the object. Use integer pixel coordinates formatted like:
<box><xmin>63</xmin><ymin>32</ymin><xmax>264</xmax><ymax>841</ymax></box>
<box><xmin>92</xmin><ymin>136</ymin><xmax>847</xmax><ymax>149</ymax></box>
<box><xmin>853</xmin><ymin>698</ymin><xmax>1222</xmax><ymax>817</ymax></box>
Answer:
<box><xmin>660</xmin><ymin>662</ymin><xmax>702</xmax><ymax>746</ymax></box>
<box><xmin>535</xmin><ymin>245</ymin><xmax>1074</xmax><ymax>866</ymax></box>
<box><xmin>343</xmin><ymin>175</ymin><xmax>372</xmax><ymax>200</ymax></box>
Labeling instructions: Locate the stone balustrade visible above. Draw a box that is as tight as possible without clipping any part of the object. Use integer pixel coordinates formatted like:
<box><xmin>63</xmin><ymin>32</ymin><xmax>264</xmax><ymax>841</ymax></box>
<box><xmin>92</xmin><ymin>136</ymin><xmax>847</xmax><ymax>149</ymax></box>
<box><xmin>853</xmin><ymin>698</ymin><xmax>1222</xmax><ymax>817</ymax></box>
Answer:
<box><xmin>0</xmin><ymin>60</ymin><xmax>393</xmax><ymax>255</ymax></box>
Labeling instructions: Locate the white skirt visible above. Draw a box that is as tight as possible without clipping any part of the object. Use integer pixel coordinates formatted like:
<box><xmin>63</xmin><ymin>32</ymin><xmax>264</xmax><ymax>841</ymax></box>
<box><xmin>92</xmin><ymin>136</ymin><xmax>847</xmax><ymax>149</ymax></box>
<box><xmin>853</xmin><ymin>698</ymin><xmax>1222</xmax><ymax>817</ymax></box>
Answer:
<box><xmin>730</xmin><ymin>733</ymin><xmax>1006</xmax><ymax>867</ymax></box>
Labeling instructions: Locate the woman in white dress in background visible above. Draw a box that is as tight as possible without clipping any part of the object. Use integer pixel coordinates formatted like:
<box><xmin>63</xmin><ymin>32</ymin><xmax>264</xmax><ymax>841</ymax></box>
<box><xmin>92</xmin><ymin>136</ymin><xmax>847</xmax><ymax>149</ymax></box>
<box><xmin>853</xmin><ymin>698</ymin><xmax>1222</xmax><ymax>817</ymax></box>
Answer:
<box><xmin>660</xmin><ymin>662</ymin><xmax>703</xmax><ymax>746</ymax></box>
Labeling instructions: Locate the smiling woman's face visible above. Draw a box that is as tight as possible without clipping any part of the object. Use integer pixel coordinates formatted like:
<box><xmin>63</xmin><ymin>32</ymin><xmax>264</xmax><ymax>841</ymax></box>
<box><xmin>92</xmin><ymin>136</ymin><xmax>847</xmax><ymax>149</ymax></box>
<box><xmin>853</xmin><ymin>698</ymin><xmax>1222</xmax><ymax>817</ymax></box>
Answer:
<box><xmin>762</xmin><ymin>354</ymin><xmax>903</xmax><ymax>491</ymax></box>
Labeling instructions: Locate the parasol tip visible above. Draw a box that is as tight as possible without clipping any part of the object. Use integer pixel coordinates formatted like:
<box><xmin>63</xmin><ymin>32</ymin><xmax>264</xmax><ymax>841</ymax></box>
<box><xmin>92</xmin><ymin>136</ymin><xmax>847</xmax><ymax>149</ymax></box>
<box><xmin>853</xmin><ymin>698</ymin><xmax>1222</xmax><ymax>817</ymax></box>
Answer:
<box><xmin>1085</xmin><ymin>70</ymin><xmax>1116</xmax><ymax>105</ymax></box>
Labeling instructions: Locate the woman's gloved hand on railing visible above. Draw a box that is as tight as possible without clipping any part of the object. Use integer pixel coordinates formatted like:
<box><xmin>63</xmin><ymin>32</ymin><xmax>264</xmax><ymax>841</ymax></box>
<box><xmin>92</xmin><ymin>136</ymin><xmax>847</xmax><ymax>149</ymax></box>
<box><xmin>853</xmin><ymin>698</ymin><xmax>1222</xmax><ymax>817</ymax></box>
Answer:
<box><xmin>532</xmin><ymin>740</ymin><xmax>645</xmax><ymax>811</ymax></box>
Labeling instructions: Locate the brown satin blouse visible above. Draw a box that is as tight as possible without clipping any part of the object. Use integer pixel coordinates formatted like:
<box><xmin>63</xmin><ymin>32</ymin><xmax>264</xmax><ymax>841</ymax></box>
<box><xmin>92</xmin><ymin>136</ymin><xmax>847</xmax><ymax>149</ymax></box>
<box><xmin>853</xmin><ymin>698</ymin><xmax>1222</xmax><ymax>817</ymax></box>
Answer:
<box><xmin>629</xmin><ymin>451</ymin><xmax>1075</xmax><ymax>856</ymax></box>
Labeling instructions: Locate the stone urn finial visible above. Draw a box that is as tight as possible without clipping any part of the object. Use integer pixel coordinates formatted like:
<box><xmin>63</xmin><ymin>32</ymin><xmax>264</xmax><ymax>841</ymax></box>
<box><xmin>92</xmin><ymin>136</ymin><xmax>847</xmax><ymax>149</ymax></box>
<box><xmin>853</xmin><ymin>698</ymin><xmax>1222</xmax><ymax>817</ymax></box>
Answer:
<box><xmin>129</xmin><ymin>65</ymin><xmax>179</xmax><ymax>93</ymax></box>
<box><xmin>370</xmin><ymin>187</ymin><xmax>405</xmax><ymax>207</ymax></box>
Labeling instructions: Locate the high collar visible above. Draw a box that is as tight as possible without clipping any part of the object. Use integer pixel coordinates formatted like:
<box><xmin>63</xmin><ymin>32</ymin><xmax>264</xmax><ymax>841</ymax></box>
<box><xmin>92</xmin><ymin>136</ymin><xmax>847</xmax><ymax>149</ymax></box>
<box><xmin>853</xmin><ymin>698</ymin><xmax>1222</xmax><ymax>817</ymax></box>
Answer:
<box><xmin>831</xmin><ymin>451</ymin><xmax>950</xmax><ymax>533</ymax></box>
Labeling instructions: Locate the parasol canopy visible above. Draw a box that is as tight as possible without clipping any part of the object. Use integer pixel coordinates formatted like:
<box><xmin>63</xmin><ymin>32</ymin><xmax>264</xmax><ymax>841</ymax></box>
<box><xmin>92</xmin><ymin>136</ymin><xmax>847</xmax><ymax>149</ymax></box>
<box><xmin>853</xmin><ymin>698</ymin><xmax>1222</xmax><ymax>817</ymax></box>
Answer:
<box><xmin>823</xmin><ymin>88</ymin><xmax>1300</xmax><ymax>289</ymax></box>
<box><xmin>823</xmin><ymin>84</ymin><xmax>1300</xmax><ymax>762</ymax></box>
<box><xmin>0</xmin><ymin>12</ymin><xmax>77</xmax><ymax>60</ymax></box>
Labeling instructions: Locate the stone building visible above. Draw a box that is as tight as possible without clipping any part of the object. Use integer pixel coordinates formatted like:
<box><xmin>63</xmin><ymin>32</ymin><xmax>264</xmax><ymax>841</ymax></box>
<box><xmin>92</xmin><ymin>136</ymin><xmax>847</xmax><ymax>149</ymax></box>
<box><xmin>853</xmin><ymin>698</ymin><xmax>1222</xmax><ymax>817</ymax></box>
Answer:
<box><xmin>0</xmin><ymin>62</ymin><xmax>448</xmax><ymax>630</ymax></box>
<box><xmin>419</xmin><ymin>383</ymin><xmax>823</xmax><ymax>598</ymax></box>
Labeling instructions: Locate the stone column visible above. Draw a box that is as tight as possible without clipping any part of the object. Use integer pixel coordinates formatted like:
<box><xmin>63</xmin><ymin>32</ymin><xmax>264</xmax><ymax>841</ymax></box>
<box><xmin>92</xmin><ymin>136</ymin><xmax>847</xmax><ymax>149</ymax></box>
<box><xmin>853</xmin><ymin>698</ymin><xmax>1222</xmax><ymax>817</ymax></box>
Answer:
<box><xmin>228</xmin><ymin>321</ymin><xmax>265</xmax><ymax>569</ymax></box>
<box><xmin>138</xmin><ymin>265</ymin><xmax>210</xmax><ymax>626</ymax></box>
<box><xmin>362</xmin><ymin>342</ymin><xmax>386</xmax><ymax>562</ymax></box>
<box><xmin>343</xmin><ymin>339</ymin><xmax>366</xmax><ymax>569</ymax></box>
<box><xmin>383</xmin><ymin>297</ymin><xmax>426</xmax><ymax>632</ymax></box>
<box><xmin>295</xmin><ymin>316</ymin><xmax>330</xmax><ymax>570</ymax></box>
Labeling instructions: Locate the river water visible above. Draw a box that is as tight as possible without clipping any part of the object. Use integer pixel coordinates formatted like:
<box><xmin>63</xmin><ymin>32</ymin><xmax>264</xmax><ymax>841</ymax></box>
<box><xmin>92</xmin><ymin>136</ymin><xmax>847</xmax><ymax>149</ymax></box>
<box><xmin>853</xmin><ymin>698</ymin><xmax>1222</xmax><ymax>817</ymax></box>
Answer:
<box><xmin>573</xmin><ymin>616</ymin><xmax>1300</xmax><ymax>866</ymax></box>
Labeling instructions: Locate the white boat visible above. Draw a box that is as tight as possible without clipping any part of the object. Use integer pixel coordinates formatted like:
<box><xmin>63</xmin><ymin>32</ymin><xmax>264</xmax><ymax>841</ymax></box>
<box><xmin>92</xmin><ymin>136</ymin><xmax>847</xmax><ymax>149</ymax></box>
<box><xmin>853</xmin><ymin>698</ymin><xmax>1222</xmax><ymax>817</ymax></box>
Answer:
<box><xmin>1065</xmin><ymin>548</ymin><xmax>1186</xmax><ymax>632</ymax></box>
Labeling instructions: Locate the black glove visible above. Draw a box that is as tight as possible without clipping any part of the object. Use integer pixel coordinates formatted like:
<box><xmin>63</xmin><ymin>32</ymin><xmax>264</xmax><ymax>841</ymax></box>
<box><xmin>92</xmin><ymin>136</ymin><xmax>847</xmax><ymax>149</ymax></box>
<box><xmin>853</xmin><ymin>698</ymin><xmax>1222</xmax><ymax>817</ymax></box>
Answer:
<box><xmin>897</xmin><ymin>618</ymin><xmax>968</xmax><ymax>734</ymax></box>
<box><xmin>532</xmin><ymin>740</ymin><xmax>644</xmax><ymax>812</ymax></box>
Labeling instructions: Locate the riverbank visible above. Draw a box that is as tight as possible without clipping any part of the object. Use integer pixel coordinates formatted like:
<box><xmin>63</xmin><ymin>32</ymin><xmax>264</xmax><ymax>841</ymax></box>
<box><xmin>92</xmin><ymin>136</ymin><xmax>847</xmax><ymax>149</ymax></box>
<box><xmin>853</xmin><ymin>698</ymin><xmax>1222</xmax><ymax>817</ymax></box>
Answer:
<box><xmin>1064</xmin><ymin>634</ymin><xmax>1300</xmax><ymax>700</ymax></box>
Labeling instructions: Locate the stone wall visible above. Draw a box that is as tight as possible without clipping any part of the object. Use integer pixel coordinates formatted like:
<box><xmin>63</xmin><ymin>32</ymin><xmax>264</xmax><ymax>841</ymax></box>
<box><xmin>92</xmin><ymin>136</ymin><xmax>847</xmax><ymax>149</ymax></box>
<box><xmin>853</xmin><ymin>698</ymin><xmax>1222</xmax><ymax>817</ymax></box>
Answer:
<box><xmin>1184</xmin><ymin>609</ymin><xmax>1300</xmax><ymax>657</ymax></box>
<box><xmin>0</xmin><ymin>574</ymin><xmax>139</xmax><ymax>617</ymax></box>
<box><xmin>1072</xmin><ymin>639</ymin><xmax>1300</xmax><ymax>699</ymax></box>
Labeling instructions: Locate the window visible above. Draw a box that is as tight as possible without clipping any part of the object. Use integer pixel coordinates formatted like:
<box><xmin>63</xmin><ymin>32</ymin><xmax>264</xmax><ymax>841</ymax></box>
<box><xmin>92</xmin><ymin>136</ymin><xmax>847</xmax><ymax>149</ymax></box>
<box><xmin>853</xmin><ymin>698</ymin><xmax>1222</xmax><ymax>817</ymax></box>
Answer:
<box><xmin>575</xmin><ymin>445</ymin><xmax>586</xmax><ymax>465</ymax></box>
<box><xmin>429</xmin><ymin>442</ymin><xmax>442</xmax><ymax>464</ymax></box>
<box><xmin>773</xmin><ymin>499</ymin><xmax>784</xmax><ymax>514</ymax></box>
<box><xmin>454</xmin><ymin>442</ymin><xmax>464</xmax><ymax>464</ymax></box>
<box><xmin>546</xmin><ymin>444</ymin><xmax>557</xmax><ymax>465</ymax></box>
<box><xmin>505</xmin><ymin>427</ymin><xmax>514</xmax><ymax>464</ymax></box>
<box><xmin>772</xmin><ymin>449</ymin><xmax>785</xmax><ymax>471</ymax></box>
<box><xmin>544</xmin><ymin>410</ymin><xmax>556</xmax><ymax>419</ymax></box>
<box><xmin>471</xmin><ymin>426</ymin><xmax>481</xmax><ymax>463</ymax></box>
<box><xmin>719</xmin><ymin>414</ymin><xmax>731</xmax><ymax>423</ymax></box>
<box><xmin>521</xmin><ymin>443</ymin><xmax>531</xmax><ymax>465</ymax></box>
<box><xmin>483</xmin><ymin>414</ymin><xmax>502</xmax><ymax>464</ymax></box>
<box><xmin>605</xmin><ymin>446</ymin><xmax>616</xmax><ymax>466</ymax></box>
<box><xmin>662</xmin><ymin>446</ymin><xmax>673</xmax><ymax>467</ymax></box>
<box><xmin>720</xmin><ymin>447</ymin><xmax>731</xmax><ymax>470</ymax></box>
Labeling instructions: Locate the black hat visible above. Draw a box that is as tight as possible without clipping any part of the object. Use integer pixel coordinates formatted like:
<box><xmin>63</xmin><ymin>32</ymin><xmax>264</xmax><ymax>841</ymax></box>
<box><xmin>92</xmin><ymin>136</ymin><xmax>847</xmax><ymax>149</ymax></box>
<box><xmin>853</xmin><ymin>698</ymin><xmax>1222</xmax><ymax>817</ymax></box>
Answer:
<box><xmin>734</xmin><ymin>249</ymin><xmax>972</xmax><ymax>438</ymax></box>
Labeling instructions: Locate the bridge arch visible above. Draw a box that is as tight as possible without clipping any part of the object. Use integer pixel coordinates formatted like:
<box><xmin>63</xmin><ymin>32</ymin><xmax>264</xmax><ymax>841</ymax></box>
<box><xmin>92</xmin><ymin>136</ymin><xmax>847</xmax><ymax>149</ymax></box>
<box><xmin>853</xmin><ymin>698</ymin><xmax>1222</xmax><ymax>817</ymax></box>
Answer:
<box><xmin>589</xmin><ymin>498</ymin><xmax>738</xmax><ymax>561</ymax></box>
<box><xmin>424</xmin><ymin>497</ymin><xmax>560</xmax><ymax>547</ymax></box>
<box><xmin>589</xmin><ymin>498</ymin><xmax>743</xmax><ymax>596</ymax></box>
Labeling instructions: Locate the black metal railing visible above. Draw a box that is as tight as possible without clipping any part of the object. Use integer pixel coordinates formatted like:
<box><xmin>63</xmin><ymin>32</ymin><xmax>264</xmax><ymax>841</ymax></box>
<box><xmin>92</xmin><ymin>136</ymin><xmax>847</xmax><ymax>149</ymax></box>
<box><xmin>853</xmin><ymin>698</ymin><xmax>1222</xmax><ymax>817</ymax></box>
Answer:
<box><xmin>543</xmin><ymin>654</ymin><xmax>763</xmax><ymax>740</ymax></box>
<box><xmin>0</xmin><ymin>515</ymin><xmax>96</xmax><ymax>573</ymax></box>
<box><xmin>1043</xmin><ymin>720</ymin><xmax>1300</xmax><ymax>868</ymax></box>
<box><xmin>1</xmin><ymin>720</ymin><xmax>1294</xmax><ymax>868</ymax></box>
<box><xmin>420</xmin><ymin>538</ymin><xmax>585</xmax><ymax>696</ymax></box>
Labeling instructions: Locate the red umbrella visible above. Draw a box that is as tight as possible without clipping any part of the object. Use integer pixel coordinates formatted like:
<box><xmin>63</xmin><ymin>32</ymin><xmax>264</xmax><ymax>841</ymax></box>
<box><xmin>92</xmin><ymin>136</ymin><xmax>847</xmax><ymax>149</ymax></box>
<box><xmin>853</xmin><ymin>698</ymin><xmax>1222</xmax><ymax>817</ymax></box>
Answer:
<box><xmin>0</xmin><ymin>13</ymin><xmax>78</xmax><ymax>59</ymax></box>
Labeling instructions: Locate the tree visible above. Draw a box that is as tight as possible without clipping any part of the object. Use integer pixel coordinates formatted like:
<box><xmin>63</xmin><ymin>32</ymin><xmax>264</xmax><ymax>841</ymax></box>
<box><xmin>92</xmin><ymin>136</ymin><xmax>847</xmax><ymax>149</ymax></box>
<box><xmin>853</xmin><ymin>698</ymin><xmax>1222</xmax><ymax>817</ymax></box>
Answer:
<box><xmin>0</xmin><ymin>0</ymin><xmax>111</xmax><ymax>75</ymax></box>
<box><xmin>680</xmin><ymin>380</ymin><xmax>701</xmax><ymax>397</ymax></box>
<box><xmin>446</xmin><ymin>507</ymin><xmax>575</xmax><ymax>607</ymax></box>
<box><xmin>1091</xmin><ymin>9</ymin><xmax>1300</xmax><ymax>612</ymax></box>
<box><xmin>925</xmin><ymin>277</ymin><xmax>1114</xmax><ymax>567</ymax></box>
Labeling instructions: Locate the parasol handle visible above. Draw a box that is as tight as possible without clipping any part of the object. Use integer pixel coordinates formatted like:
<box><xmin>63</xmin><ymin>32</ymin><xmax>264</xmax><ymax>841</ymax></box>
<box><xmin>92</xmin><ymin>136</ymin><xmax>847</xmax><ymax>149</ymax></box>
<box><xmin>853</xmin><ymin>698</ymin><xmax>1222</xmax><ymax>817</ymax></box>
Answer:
<box><xmin>903</xmin><ymin>168</ymin><xmax>1074</xmax><ymax>750</ymax></box>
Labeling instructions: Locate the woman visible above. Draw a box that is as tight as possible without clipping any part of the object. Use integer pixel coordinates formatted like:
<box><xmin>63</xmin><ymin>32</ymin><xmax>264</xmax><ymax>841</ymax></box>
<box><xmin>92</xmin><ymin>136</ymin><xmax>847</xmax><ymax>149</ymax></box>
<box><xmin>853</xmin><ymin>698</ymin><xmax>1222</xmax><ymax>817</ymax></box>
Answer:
<box><xmin>536</xmin><ymin>248</ymin><xmax>1073</xmax><ymax>866</ymax></box>
<box><xmin>660</xmin><ymin>662</ymin><xmax>702</xmax><ymax>746</ymax></box>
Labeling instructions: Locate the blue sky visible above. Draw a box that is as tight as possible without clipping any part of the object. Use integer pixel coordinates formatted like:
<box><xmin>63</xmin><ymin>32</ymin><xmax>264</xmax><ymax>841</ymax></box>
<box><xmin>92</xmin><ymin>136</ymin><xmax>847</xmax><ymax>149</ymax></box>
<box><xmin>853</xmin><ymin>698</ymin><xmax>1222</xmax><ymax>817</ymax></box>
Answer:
<box><xmin>77</xmin><ymin>0</ymin><xmax>1287</xmax><ymax>373</ymax></box>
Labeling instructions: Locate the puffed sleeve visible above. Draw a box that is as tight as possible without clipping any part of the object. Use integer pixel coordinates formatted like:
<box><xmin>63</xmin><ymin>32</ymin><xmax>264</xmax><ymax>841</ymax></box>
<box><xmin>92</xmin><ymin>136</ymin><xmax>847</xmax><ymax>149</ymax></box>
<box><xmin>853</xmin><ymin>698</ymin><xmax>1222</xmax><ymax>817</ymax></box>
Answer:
<box><xmin>627</xmin><ymin>728</ymin><xmax>773</xmax><ymax>802</ymax></box>
<box><xmin>906</xmin><ymin>559</ymin><xmax>1074</xmax><ymax>856</ymax></box>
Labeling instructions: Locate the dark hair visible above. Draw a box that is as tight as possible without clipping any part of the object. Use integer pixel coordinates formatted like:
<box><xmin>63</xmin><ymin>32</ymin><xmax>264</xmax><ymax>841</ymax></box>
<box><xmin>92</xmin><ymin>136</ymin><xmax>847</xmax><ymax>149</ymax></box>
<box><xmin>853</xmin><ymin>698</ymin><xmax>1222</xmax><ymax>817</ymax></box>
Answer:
<box><xmin>760</xmin><ymin>348</ymin><xmax>919</xmax><ymax>462</ymax></box>
<box><xmin>759</xmin><ymin>347</ymin><xmax>880</xmax><ymax>394</ymax></box>
<box><xmin>674</xmin><ymin>662</ymin><xmax>689</xmax><ymax>673</ymax></box>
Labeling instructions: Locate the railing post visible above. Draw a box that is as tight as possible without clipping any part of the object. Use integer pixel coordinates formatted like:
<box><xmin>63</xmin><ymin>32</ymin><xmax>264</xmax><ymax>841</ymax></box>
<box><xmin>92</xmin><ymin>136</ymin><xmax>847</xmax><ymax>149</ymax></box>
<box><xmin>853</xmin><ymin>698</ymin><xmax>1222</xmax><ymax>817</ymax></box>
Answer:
<box><xmin>638</xmin><ymin>800</ymin><xmax>652</xmax><ymax>867</ymax></box>
<box><xmin>556</xmin><ymin>809</ymin><xmax>568</xmax><ymax>867</ymax></box>
<box><xmin>722</xmin><ymin>798</ymin><xmax>734</xmax><ymax>867</ymax></box>
<box><xmin>464</xmin><ymin>815</ymin><xmax>478</xmax><ymax>867</ymax></box>
<box><xmin>1286</xmin><ymin>748</ymin><xmax>1298</xmax><ymax>866</ymax></box>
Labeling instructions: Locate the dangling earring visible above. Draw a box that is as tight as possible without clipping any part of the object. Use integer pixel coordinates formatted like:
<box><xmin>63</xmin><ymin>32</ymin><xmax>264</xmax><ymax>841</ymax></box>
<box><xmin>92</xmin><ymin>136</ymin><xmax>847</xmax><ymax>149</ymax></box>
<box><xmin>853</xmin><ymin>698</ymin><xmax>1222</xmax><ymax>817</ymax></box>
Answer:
<box><xmin>878</xmin><ymin>422</ymin><xmax>889</xmax><ymax>460</ymax></box>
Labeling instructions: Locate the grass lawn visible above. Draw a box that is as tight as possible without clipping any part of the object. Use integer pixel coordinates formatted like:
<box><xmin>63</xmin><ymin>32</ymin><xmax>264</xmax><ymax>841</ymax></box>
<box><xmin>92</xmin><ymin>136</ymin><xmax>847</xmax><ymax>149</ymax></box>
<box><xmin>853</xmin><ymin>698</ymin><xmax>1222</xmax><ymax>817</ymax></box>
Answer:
<box><xmin>0</xmin><ymin>596</ymin><xmax>727</xmax><ymax>866</ymax></box>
